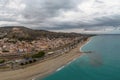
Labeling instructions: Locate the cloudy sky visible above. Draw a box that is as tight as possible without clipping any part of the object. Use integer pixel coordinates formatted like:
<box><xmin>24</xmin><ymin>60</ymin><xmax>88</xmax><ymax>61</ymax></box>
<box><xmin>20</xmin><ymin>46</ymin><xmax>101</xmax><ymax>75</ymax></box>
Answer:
<box><xmin>0</xmin><ymin>0</ymin><xmax>120</xmax><ymax>33</ymax></box>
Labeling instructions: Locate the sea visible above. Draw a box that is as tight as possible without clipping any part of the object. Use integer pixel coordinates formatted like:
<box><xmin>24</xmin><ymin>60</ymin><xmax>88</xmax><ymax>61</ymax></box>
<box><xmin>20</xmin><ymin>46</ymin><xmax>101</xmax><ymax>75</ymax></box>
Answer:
<box><xmin>37</xmin><ymin>35</ymin><xmax>120</xmax><ymax>80</ymax></box>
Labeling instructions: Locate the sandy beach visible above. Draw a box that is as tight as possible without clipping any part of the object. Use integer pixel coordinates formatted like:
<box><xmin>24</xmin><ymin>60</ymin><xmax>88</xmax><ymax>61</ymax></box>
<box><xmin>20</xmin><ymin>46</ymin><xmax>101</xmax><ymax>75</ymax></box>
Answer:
<box><xmin>0</xmin><ymin>38</ymin><xmax>90</xmax><ymax>80</ymax></box>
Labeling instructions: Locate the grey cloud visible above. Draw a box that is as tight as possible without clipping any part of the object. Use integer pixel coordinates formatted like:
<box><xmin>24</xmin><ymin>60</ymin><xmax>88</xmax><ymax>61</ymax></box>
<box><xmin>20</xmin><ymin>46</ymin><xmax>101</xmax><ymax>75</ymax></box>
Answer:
<box><xmin>0</xmin><ymin>0</ymin><xmax>120</xmax><ymax>33</ymax></box>
<box><xmin>95</xmin><ymin>0</ymin><xmax>104</xmax><ymax>3</ymax></box>
<box><xmin>40</xmin><ymin>14</ymin><xmax>120</xmax><ymax>30</ymax></box>
<box><xmin>19</xmin><ymin>0</ymin><xmax>120</xmax><ymax>30</ymax></box>
<box><xmin>91</xmin><ymin>16</ymin><xmax>120</xmax><ymax>28</ymax></box>
<box><xmin>21</xmin><ymin>0</ymin><xmax>81</xmax><ymax>22</ymax></box>
<box><xmin>0</xmin><ymin>18</ymin><xmax>16</xmax><ymax>22</ymax></box>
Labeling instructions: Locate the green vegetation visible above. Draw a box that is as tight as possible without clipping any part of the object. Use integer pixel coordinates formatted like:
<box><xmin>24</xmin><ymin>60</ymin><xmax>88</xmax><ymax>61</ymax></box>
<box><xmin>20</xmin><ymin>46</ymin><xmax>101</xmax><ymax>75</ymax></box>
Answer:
<box><xmin>0</xmin><ymin>59</ymin><xmax>5</xmax><ymax>64</ymax></box>
<box><xmin>20</xmin><ymin>63</ymin><xmax>24</xmax><ymax>66</ymax></box>
<box><xmin>32</xmin><ymin>51</ymin><xmax>45</xmax><ymax>58</ymax></box>
<box><xmin>23</xmin><ymin>53</ymin><xmax>31</xmax><ymax>59</ymax></box>
<box><xmin>2</xmin><ymin>50</ymin><xmax>9</xmax><ymax>52</ymax></box>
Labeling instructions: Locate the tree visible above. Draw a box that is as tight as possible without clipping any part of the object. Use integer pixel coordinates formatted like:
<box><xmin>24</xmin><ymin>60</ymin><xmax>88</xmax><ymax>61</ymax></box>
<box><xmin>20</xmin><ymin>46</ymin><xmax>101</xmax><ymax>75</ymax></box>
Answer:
<box><xmin>0</xmin><ymin>59</ymin><xmax>5</xmax><ymax>64</ymax></box>
<box><xmin>32</xmin><ymin>51</ymin><xmax>45</xmax><ymax>58</ymax></box>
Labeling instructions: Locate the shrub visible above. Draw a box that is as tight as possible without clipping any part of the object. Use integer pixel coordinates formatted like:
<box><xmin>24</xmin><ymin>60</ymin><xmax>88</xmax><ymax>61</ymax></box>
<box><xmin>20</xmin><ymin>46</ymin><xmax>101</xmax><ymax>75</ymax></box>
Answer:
<box><xmin>29</xmin><ymin>60</ymin><xmax>33</xmax><ymax>63</ymax></box>
<box><xmin>32</xmin><ymin>51</ymin><xmax>45</xmax><ymax>58</ymax></box>
<box><xmin>0</xmin><ymin>59</ymin><xmax>5</xmax><ymax>64</ymax></box>
<box><xmin>20</xmin><ymin>63</ymin><xmax>24</xmax><ymax>66</ymax></box>
<box><xmin>33</xmin><ymin>59</ymin><xmax>37</xmax><ymax>62</ymax></box>
<box><xmin>23</xmin><ymin>54</ymin><xmax>31</xmax><ymax>59</ymax></box>
<box><xmin>2</xmin><ymin>50</ymin><xmax>9</xmax><ymax>52</ymax></box>
<box><xmin>25</xmin><ymin>61</ymin><xmax>29</xmax><ymax>64</ymax></box>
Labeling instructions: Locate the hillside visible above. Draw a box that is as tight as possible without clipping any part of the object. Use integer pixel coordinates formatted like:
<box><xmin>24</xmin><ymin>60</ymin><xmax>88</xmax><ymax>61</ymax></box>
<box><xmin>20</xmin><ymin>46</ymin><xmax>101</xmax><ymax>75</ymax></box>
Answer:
<box><xmin>0</xmin><ymin>26</ymin><xmax>82</xmax><ymax>40</ymax></box>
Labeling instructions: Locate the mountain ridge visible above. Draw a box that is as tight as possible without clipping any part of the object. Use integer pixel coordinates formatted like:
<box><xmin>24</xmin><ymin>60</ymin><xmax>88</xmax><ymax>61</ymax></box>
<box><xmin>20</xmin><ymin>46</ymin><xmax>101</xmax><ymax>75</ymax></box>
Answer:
<box><xmin>0</xmin><ymin>26</ymin><xmax>82</xmax><ymax>40</ymax></box>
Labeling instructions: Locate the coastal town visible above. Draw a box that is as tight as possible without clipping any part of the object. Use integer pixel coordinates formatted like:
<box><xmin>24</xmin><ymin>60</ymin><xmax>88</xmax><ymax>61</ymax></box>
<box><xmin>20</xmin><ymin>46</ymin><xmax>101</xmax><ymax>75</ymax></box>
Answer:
<box><xmin>0</xmin><ymin>36</ymin><xmax>80</xmax><ymax>55</ymax></box>
<box><xmin>0</xmin><ymin>27</ymin><xmax>91</xmax><ymax>71</ymax></box>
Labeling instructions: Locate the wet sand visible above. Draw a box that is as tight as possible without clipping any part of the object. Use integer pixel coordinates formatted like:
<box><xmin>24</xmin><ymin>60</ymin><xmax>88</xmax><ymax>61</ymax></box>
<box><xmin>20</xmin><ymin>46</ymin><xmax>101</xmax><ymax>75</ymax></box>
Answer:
<box><xmin>0</xmin><ymin>38</ymin><xmax>90</xmax><ymax>80</ymax></box>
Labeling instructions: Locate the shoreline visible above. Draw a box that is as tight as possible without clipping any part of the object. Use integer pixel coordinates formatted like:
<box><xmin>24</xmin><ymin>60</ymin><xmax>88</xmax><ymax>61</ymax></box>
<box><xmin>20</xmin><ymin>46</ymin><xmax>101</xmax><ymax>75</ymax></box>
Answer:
<box><xmin>80</xmin><ymin>37</ymin><xmax>92</xmax><ymax>51</ymax></box>
<box><xmin>0</xmin><ymin>38</ymin><xmax>91</xmax><ymax>80</ymax></box>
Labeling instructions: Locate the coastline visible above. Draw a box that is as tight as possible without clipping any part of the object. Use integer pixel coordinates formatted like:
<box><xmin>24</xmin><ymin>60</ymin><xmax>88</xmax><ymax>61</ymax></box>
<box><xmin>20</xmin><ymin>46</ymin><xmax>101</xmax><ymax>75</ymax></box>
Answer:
<box><xmin>80</xmin><ymin>37</ymin><xmax>92</xmax><ymax>51</ymax></box>
<box><xmin>0</xmin><ymin>38</ymin><xmax>91</xmax><ymax>80</ymax></box>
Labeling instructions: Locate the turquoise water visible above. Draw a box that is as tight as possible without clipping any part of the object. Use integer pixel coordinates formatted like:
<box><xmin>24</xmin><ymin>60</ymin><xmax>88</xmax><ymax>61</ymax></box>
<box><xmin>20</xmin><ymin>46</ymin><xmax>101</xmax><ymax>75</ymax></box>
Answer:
<box><xmin>39</xmin><ymin>35</ymin><xmax>120</xmax><ymax>80</ymax></box>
